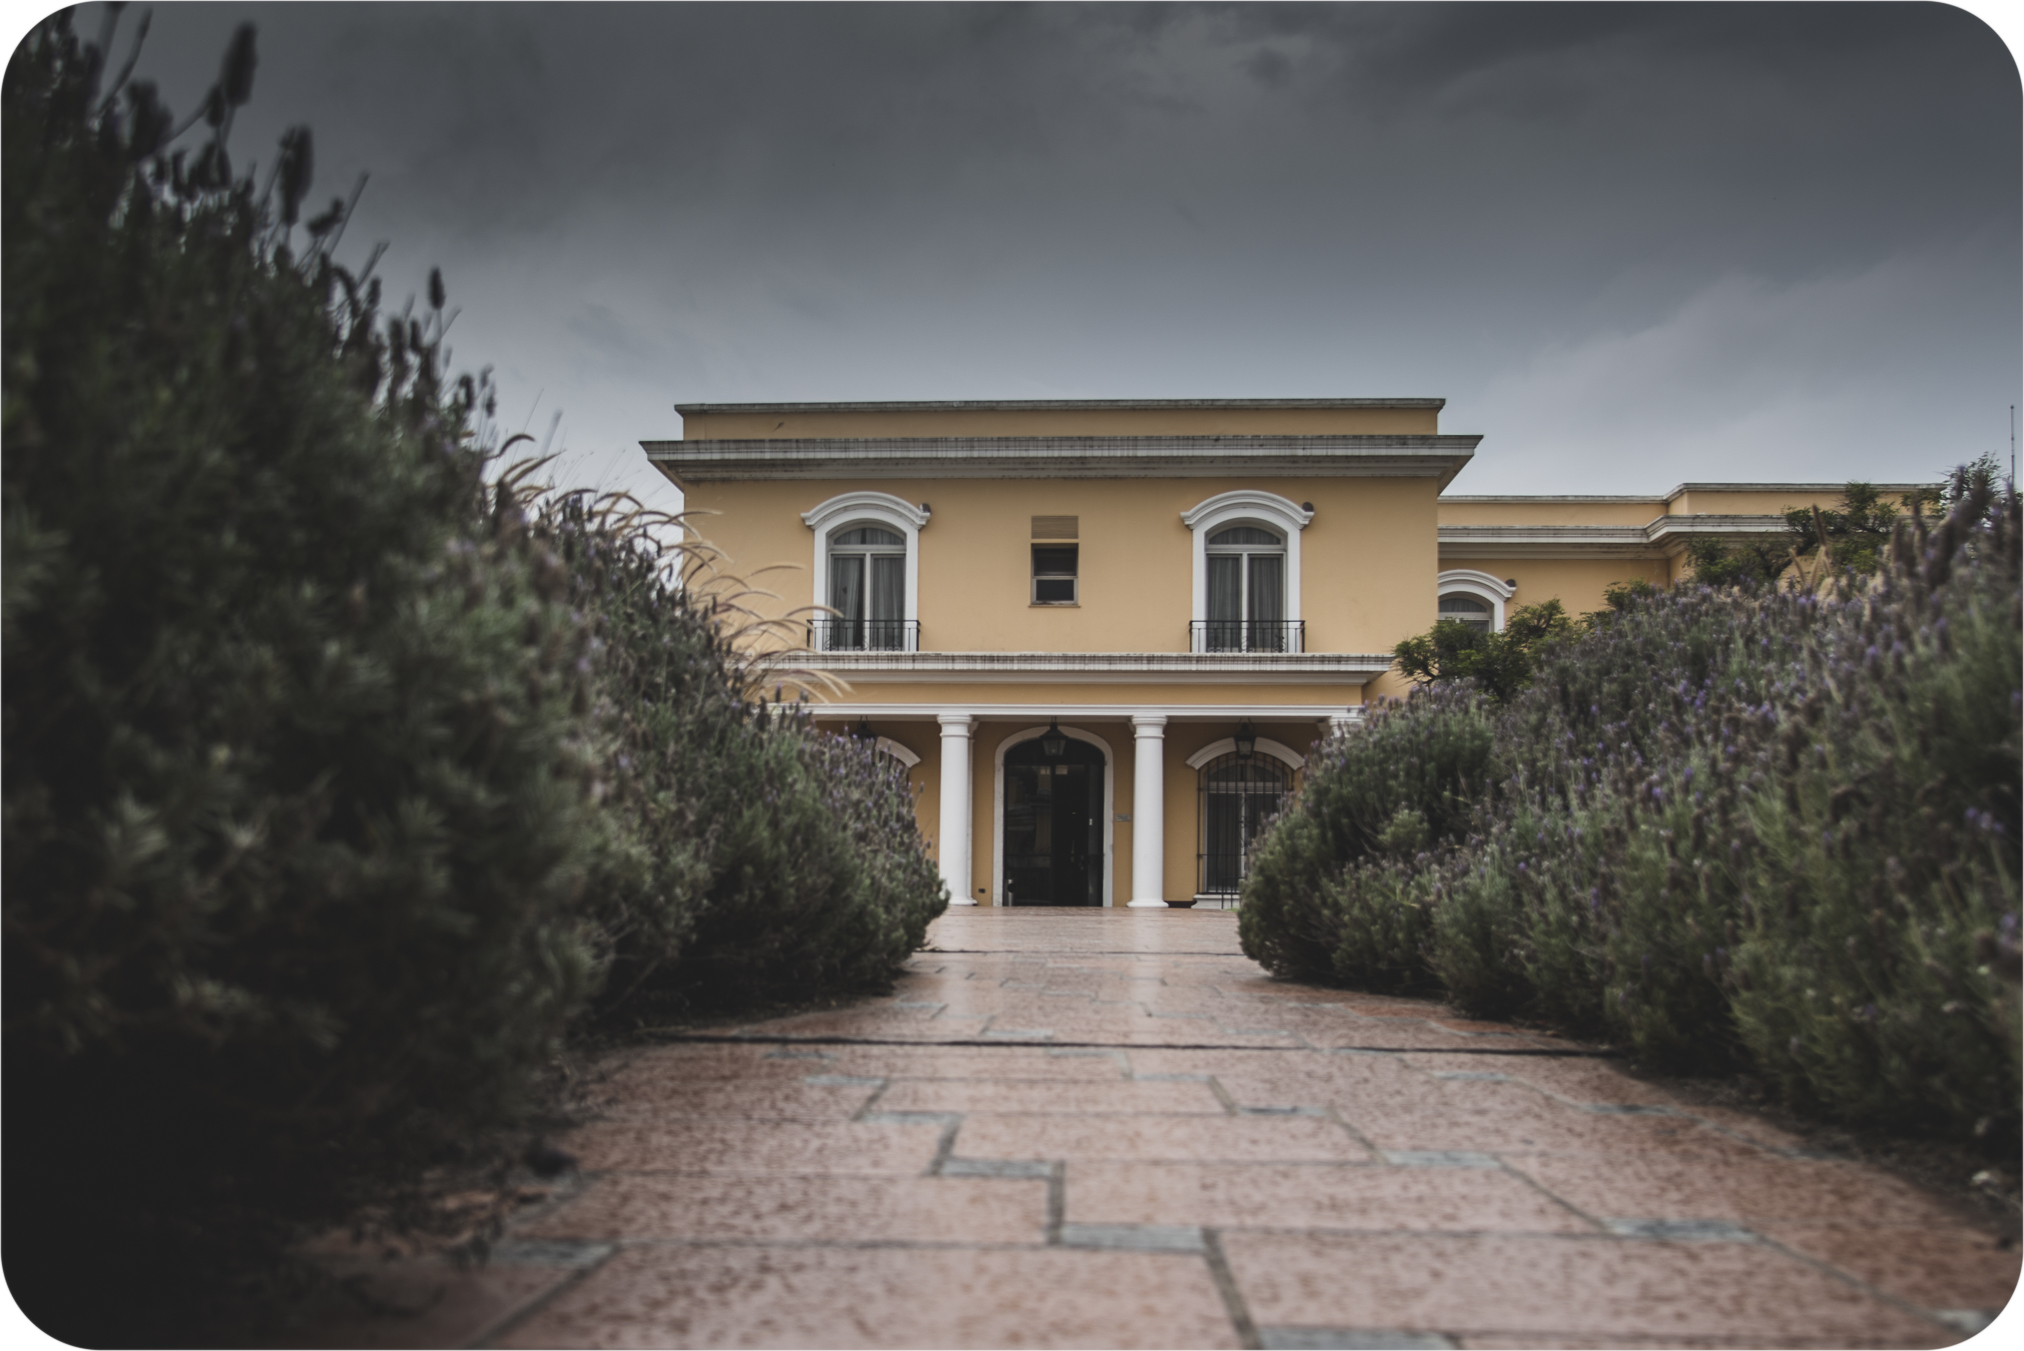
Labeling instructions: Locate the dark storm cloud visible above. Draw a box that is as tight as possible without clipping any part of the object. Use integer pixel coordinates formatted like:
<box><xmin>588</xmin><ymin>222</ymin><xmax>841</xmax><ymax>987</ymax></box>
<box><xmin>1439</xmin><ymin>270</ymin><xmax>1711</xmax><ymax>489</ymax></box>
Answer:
<box><xmin>51</xmin><ymin>3</ymin><xmax>2023</xmax><ymax>505</ymax></box>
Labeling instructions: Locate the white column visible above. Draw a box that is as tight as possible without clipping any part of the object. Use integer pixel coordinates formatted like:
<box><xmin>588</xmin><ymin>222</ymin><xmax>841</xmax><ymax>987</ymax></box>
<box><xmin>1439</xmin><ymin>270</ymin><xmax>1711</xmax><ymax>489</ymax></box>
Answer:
<box><xmin>938</xmin><ymin>714</ymin><xmax>977</xmax><ymax>905</ymax></box>
<box><xmin>1128</xmin><ymin>713</ymin><xmax>1167</xmax><ymax>907</ymax></box>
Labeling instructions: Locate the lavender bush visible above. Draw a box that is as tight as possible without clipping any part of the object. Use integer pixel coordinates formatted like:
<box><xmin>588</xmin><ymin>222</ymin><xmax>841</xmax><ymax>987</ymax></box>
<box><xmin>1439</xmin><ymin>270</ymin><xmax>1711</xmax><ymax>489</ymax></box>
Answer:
<box><xmin>1242</xmin><ymin>469</ymin><xmax>2021</xmax><ymax>1148</ymax></box>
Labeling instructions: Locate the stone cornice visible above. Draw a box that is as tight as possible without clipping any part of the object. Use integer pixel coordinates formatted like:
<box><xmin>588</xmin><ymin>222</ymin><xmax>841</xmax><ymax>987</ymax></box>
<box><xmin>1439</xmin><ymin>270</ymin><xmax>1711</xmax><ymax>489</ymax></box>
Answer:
<box><xmin>646</xmin><ymin>434</ymin><xmax>1481</xmax><ymax>485</ymax></box>
<box><xmin>807</xmin><ymin>650</ymin><xmax>1392</xmax><ymax>684</ymax></box>
<box><xmin>675</xmin><ymin>398</ymin><xmax>1447</xmax><ymax>414</ymax></box>
<box><xmin>1439</xmin><ymin>513</ymin><xmax>1801</xmax><ymax>559</ymax></box>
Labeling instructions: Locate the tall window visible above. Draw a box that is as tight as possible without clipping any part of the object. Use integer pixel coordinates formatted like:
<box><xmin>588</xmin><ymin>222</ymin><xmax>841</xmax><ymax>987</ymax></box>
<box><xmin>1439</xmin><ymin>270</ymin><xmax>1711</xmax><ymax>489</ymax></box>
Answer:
<box><xmin>1205</xmin><ymin>526</ymin><xmax>1286</xmax><ymax>651</ymax></box>
<box><xmin>828</xmin><ymin>525</ymin><xmax>906</xmax><ymax>649</ymax></box>
<box><xmin>1198</xmin><ymin>751</ymin><xmax>1291</xmax><ymax>895</ymax></box>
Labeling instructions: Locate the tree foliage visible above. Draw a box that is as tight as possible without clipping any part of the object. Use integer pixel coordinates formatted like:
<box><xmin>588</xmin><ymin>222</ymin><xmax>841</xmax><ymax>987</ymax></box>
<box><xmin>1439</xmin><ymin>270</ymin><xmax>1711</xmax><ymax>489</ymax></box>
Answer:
<box><xmin>1392</xmin><ymin>599</ymin><xmax>1575</xmax><ymax>701</ymax></box>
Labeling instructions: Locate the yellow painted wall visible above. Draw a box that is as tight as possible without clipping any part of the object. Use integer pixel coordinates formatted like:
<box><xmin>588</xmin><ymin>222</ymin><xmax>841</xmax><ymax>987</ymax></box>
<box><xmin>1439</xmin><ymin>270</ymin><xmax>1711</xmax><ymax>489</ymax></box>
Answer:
<box><xmin>1666</xmin><ymin>486</ymin><xmax>1922</xmax><ymax>516</ymax></box>
<box><xmin>1437</xmin><ymin>556</ymin><xmax>1671</xmax><ymax>621</ymax></box>
<box><xmin>1437</xmin><ymin>500</ymin><xmax>1663</xmax><ymax>526</ymax></box>
<box><xmin>684</xmin><ymin>476</ymin><xmax>1440</xmax><ymax>659</ymax></box>
<box><xmin>680</xmin><ymin>404</ymin><xmax>1441</xmax><ymax>440</ymax></box>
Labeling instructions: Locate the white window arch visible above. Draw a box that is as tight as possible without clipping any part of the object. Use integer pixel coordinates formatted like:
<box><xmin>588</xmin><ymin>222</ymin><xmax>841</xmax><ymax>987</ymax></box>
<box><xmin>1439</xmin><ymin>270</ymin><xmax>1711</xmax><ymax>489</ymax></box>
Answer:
<box><xmin>802</xmin><ymin>492</ymin><xmax>929</xmax><ymax>650</ymax></box>
<box><xmin>1436</xmin><ymin>569</ymin><xmax>1514</xmax><ymax>633</ymax></box>
<box><xmin>1181</xmin><ymin>491</ymin><xmax>1312</xmax><ymax>652</ymax></box>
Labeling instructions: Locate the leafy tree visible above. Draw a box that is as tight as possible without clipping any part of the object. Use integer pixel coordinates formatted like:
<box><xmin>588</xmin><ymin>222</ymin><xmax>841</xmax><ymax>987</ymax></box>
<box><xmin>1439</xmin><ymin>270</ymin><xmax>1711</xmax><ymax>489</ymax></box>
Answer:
<box><xmin>1681</xmin><ymin>534</ymin><xmax>1791</xmax><ymax>588</ymax></box>
<box><xmin>1392</xmin><ymin>599</ymin><xmax>1575</xmax><ymax>701</ymax></box>
<box><xmin>1786</xmin><ymin>480</ymin><xmax>1942</xmax><ymax>575</ymax></box>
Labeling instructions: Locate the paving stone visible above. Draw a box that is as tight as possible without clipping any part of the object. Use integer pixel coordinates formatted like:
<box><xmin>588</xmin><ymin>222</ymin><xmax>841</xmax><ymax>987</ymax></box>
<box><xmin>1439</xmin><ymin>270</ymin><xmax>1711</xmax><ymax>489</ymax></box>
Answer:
<box><xmin>1064</xmin><ymin>1161</ymin><xmax>1596</xmax><ymax>1233</ymax></box>
<box><xmin>1220</xmin><ymin>1232</ymin><xmax>1949</xmax><ymax>1344</ymax></box>
<box><xmin>516</xmin><ymin>1173</ymin><xmax>1047</xmax><ymax>1243</ymax></box>
<box><xmin>816</xmin><ymin>1046</ymin><xmax>1130</xmax><ymax>1080</ymax></box>
<box><xmin>1260</xmin><ymin>1329</ymin><xmax>1458</xmax><ymax>1350</ymax></box>
<box><xmin>956</xmin><ymin>1113</ymin><xmax>1375</xmax><ymax>1163</ymax></box>
<box><xmin>1754</xmin><ymin>1222</ymin><xmax>2022</xmax><ymax>1311</ymax></box>
<box><xmin>590</xmin><ymin>1079</ymin><xmax>882</xmax><ymax>1121</ymax></box>
<box><xmin>1398</xmin><ymin>1053</ymin><xmax>1684</xmax><ymax>1109</ymax></box>
<box><xmin>1506</xmin><ymin>1150</ymin><xmax>1966</xmax><ymax>1227</ymax></box>
<box><xmin>495</xmin><ymin>1242</ymin><xmax>1242</xmax><ymax>1349</ymax></box>
<box><xmin>1331</xmin><ymin>1079</ymin><xmax>1760</xmax><ymax>1156</ymax></box>
<box><xmin>560</xmin><ymin>1117</ymin><xmax>944</xmax><ymax>1174</ymax></box>
<box><xmin>875</xmin><ymin>1078</ymin><xmax>1227</xmax><ymax>1115</ymax></box>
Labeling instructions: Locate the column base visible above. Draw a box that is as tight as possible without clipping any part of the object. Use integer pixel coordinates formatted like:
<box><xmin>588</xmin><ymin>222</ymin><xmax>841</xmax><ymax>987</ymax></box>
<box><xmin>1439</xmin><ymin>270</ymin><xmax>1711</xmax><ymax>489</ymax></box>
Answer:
<box><xmin>949</xmin><ymin>897</ymin><xmax>979</xmax><ymax>906</ymax></box>
<box><xmin>1125</xmin><ymin>898</ymin><xmax>1169</xmax><ymax>908</ymax></box>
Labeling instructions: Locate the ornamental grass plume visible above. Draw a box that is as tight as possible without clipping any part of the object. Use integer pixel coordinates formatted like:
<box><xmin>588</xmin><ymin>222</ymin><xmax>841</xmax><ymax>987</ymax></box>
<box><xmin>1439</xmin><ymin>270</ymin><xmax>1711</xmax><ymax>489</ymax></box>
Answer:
<box><xmin>1242</xmin><ymin>464</ymin><xmax>2021</xmax><ymax>1151</ymax></box>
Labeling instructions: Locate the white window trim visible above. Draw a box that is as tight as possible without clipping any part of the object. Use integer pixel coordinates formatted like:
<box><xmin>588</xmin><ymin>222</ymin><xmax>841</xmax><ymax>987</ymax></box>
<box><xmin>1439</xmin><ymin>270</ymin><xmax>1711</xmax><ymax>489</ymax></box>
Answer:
<box><xmin>1181</xmin><ymin>491</ymin><xmax>1313</xmax><ymax>635</ymax></box>
<box><xmin>1436</xmin><ymin>569</ymin><xmax>1515</xmax><ymax>632</ymax></box>
<box><xmin>1183</xmin><ymin>736</ymin><xmax>1306</xmax><ymax>772</ymax></box>
<box><xmin>990</xmin><ymin>725</ymin><xmax>1114</xmax><ymax>907</ymax></box>
<box><xmin>802</xmin><ymin>491</ymin><xmax>930</xmax><ymax>625</ymax></box>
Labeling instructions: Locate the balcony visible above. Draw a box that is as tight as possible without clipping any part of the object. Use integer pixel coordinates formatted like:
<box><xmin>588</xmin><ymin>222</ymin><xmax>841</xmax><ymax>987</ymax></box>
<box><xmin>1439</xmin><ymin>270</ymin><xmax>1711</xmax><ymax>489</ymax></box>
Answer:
<box><xmin>1190</xmin><ymin>621</ymin><xmax>1305</xmax><ymax>654</ymax></box>
<box><xmin>808</xmin><ymin>618</ymin><xmax>921</xmax><ymax>652</ymax></box>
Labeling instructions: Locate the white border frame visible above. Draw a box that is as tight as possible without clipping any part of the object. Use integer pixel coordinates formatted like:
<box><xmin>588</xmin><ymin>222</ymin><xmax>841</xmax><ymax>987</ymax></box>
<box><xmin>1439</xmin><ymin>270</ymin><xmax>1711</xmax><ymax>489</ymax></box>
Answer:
<box><xmin>802</xmin><ymin>491</ymin><xmax>931</xmax><ymax>629</ymax></box>
<box><xmin>1181</xmin><ymin>491</ymin><xmax>1314</xmax><ymax>644</ymax></box>
<box><xmin>990</xmin><ymin>725</ymin><xmax>1115</xmax><ymax>908</ymax></box>
<box><xmin>1183</xmin><ymin>736</ymin><xmax>1306</xmax><ymax>772</ymax></box>
<box><xmin>1436</xmin><ymin>568</ymin><xmax>1515</xmax><ymax>632</ymax></box>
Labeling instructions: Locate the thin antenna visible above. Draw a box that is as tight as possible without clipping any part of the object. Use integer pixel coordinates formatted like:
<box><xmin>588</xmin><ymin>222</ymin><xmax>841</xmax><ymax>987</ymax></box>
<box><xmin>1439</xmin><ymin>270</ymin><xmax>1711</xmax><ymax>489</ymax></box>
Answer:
<box><xmin>2011</xmin><ymin>404</ymin><xmax>2016</xmax><ymax>487</ymax></box>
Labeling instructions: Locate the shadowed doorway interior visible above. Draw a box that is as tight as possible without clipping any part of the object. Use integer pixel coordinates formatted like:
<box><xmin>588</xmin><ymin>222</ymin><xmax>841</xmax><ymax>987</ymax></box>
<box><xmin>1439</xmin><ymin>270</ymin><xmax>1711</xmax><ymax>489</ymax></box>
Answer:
<box><xmin>1003</xmin><ymin>733</ymin><xmax>1104</xmax><ymax>905</ymax></box>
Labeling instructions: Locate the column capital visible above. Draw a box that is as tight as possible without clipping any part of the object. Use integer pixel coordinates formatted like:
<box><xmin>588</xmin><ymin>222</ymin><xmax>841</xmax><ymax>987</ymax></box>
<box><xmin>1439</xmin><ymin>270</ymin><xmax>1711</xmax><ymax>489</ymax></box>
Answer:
<box><xmin>937</xmin><ymin>712</ymin><xmax>976</xmax><ymax>733</ymax></box>
<box><xmin>1130</xmin><ymin>712</ymin><xmax>1168</xmax><ymax>733</ymax></box>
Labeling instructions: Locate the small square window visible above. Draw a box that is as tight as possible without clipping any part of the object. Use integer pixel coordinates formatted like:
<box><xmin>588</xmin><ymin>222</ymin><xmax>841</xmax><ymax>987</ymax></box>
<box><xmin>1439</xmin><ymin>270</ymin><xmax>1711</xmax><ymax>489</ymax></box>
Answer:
<box><xmin>1032</xmin><ymin>544</ymin><xmax>1078</xmax><ymax>604</ymax></box>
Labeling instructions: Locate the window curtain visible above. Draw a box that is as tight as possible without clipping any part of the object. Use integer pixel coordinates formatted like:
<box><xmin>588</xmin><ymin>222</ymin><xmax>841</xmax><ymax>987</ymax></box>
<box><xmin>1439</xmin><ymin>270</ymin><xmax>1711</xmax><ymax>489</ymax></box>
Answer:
<box><xmin>1207</xmin><ymin>555</ymin><xmax>1242</xmax><ymax>621</ymax></box>
<box><xmin>830</xmin><ymin>554</ymin><xmax>864</xmax><ymax>624</ymax></box>
<box><xmin>870</xmin><ymin>554</ymin><xmax>904</xmax><ymax>621</ymax></box>
<box><xmin>1247</xmin><ymin>554</ymin><xmax>1284</xmax><ymax>625</ymax></box>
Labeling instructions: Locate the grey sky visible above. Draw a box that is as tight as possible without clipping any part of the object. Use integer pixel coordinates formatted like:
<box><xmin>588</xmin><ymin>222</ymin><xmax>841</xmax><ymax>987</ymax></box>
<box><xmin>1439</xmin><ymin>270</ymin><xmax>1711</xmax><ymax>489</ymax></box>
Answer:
<box><xmin>52</xmin><ymin>2</ymin><xmax>2022</xmax><ymax>514</ymax></box>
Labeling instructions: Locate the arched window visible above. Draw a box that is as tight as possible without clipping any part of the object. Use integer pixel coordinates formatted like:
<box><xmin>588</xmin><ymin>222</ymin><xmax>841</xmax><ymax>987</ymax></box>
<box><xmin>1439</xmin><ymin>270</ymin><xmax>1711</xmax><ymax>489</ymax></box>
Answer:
<box><xmin>1434</xmin><ymin>570</ymin><xmax>1514</xmax><ymax>634</ymax></box>
<box><xmin>1197</xmin><ymin>751</ymin><xmax>1291</xmax><ymax>897</ymax></box>
<box><xmin>802</xmin><ymin>491</ymin><xmax>929</xmax><ymax>651</ymax></box>
<box><xmin>1438</xmin><ymin>592</ymin><xmax>1493</xmax><ymax>633</ymax></box>
<box><xmin>1182</xmin><ymin>490</ymin><xmax>1312</xmax><ymax>653</ymax></box>
<box><xmin>1205</xmin><ymin>525</ymin><xmax>1287</xmax><ymax>651</ymax></box>
<box><xmin>827</xmin><ymin>524</ymin><xmax>906</xmax><ymax>649</ymax></box>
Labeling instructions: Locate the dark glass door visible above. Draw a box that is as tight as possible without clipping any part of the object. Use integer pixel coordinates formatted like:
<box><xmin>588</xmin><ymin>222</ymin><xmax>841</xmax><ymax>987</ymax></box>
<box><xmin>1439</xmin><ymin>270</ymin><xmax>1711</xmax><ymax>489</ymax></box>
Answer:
<box><xmin>1003</xmin><ymin>735</ymin><xmax>1104</xmax><ymax>905</ymax></box>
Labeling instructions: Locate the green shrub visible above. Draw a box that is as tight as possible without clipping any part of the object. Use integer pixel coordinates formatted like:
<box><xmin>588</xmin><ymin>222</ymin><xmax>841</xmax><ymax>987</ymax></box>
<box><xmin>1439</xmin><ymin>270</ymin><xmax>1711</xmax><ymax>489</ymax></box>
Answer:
<box><xmin>1240</xmin><ymin>683</ymin><xmax>1493</xmax><ymax>980</ymax></box>
<box><xmin>3</xmin><ymin>14</ymin><xmax>603</xmax><ymax>1335</ymax></box>
<box><xmin>533</xmin><ymin>492</ymin><xmax>947</xmax><ymax>1020</ymax></box>
<box><xmin>1242</xmin><ymin>467</ymin><xmax>2021</xmax><ymax>1148</ymax></box>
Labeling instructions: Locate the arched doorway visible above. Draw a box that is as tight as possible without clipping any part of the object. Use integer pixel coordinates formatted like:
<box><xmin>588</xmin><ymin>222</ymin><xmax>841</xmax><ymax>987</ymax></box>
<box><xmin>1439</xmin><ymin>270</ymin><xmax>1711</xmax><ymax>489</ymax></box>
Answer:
<box><xmin>1198</xmin><ymin>751</ymin><xmax>1292</xmax><ymax>897</ymax></box>
<box><xmin>1001</xmin><ymin>732</ymin><xmax>1107</xmax><ymax>906</ymax></box>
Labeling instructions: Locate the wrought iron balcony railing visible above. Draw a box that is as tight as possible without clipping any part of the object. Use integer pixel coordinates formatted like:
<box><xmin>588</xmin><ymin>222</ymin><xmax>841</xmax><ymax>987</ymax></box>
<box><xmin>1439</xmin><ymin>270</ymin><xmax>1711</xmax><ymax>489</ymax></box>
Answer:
<box><xmin>1189</xmin><ymin>620</ymin><xmax>1305</xmax><ymax>654</ymax></box>
<box><xmin>809</xmin><ymin>618</ymin><xmax>921</xmax><ymax>652</ymax></box>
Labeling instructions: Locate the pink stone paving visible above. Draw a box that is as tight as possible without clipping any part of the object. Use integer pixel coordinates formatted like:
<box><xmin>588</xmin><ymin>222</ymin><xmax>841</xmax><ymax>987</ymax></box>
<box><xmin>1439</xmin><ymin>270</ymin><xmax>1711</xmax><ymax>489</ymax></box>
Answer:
<box><xmin>316</xmin><ymin>910</ymin><xmax>2019</xmax><ymax>1347</ymax></box>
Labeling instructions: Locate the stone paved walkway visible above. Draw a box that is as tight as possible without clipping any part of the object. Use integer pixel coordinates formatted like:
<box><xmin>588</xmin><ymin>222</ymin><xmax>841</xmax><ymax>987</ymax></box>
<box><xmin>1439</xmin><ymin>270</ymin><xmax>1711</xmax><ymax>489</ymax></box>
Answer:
<box><xmin>302</xmin><ymin>910</ymin><xmax>2017</xmax><ymax>1348</ymax></box>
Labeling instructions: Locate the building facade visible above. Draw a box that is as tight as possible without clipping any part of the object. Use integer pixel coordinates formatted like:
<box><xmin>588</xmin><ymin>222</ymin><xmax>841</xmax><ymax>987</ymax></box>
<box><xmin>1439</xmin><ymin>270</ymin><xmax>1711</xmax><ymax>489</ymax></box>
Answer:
<box><xmin>644</xmin><ymin>398</ymin><xmax>1907</xmax><ymax>908</ymax></box>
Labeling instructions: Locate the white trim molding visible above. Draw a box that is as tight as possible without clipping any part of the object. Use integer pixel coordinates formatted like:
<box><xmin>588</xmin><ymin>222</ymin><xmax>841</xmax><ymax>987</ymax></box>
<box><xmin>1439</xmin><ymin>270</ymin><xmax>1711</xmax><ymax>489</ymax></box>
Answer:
<box><xmin>1181</xmin><ymin>491</ymin><xmax>1315</xmax><ymax>633</ymax></box>
<box><xmin>1436</xmin><ymin>569</ymin><xmax>1515</xmax><ymax>632</ymax></box>
<box><xmin>991</xmin><ymin>725</ymin><xmax>1115</xmax><ymax>908</ymax></box>
<box><xmin>873</xmin><ymin>736</ymin><xmax>921</xmax><ymax>768</ymax></box>
<box><xmin>812</xmin><ymin>702</ymin><xmax>1366</xmax><ymax>724</ymax></box>
<box><xmin>1184</xmin><ymin>736</ymin><xmax>1306</xmax><ymax>771</ymax></box>
<box><xmin>801</xmin><ymin>491</ymin><xmax>930</xmax><ymax>628</ymax></box>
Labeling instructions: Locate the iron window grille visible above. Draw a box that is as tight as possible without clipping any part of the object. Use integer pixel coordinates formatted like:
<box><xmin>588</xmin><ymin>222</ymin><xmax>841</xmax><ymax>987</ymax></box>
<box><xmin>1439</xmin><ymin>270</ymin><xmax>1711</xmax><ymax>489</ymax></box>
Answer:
<box><xmin>1197</xmin><ymin>750</ymin><xmax>1291</xmax><ymax>897</ymax></box>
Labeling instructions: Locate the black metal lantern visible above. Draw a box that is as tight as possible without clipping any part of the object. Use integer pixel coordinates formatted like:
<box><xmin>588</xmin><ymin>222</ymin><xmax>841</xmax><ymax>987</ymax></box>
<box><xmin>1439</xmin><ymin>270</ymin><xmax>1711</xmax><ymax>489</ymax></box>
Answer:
<box><xmin>1041</xmin><ymin>719</ymin><xmax>1067</xmax><ymax>758</ymax></box>
<box><xmin>851</xmin><ymin>717</ymin><xmax>876</xmax><ymax>743</ymax></box>
<box><xmin>1233</xmin><ymin>720</ymin><xmax>1258</xmax><ymax>759</ymax></box>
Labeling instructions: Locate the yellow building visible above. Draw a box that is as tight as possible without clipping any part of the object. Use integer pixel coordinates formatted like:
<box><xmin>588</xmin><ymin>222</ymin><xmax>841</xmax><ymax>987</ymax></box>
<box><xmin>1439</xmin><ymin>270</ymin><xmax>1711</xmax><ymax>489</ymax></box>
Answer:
<box><xmin>644</xmin><ymin>399</ymin><xmax>1916</xmax><ymax>909</ymax></box>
